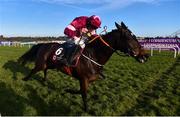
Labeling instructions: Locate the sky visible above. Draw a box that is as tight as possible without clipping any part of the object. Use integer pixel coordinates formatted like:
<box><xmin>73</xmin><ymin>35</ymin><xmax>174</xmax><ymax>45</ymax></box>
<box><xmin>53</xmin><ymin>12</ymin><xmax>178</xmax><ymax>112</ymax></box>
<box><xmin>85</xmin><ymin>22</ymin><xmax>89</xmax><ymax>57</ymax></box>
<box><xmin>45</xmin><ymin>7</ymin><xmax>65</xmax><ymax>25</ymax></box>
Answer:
<box><xmin>0</xmin><ymin>0</ymin><xmax>180</xmax><ymax>37</ymax></box>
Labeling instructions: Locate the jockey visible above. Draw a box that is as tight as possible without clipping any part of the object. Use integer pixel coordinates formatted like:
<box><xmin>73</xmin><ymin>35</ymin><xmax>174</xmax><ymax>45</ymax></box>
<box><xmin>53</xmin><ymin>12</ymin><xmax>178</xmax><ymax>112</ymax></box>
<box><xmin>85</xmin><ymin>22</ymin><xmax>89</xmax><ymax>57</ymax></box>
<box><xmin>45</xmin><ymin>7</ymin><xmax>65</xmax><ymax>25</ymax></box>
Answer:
<box><xmin>64</xmin><ymin>15</ymin><xmax>101</xmax><ymax>48</ymax></box>
<box><xmin>64</xmin><ymin>15</ymin><xmax>101</xmax><ymax>65</ymax></box>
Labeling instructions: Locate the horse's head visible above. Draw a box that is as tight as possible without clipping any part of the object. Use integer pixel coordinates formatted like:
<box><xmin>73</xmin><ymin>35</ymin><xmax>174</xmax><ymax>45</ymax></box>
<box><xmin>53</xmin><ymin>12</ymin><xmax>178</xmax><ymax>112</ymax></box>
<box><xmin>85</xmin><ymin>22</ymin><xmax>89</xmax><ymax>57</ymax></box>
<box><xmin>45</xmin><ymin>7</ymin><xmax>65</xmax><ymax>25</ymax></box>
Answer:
<box><xmin>113</xmin><ymin>22</ymin><xmax>149</xmax><ymax>63</ymax></box>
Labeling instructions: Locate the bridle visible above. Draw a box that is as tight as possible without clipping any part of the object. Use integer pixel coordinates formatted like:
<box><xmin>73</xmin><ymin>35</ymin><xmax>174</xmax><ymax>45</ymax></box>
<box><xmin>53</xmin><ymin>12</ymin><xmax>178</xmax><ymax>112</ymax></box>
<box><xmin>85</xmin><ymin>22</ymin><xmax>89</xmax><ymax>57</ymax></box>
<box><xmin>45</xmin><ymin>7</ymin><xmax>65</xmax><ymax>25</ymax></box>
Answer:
<box><xmin>88</xmin><ymin>27</ymin><xmax>131</xmax><ymax>57</ymax></box>
<box><xmin>82</xmin><ymin>26</ymin><xmax>138</xmax><ymax>66</ymax></box>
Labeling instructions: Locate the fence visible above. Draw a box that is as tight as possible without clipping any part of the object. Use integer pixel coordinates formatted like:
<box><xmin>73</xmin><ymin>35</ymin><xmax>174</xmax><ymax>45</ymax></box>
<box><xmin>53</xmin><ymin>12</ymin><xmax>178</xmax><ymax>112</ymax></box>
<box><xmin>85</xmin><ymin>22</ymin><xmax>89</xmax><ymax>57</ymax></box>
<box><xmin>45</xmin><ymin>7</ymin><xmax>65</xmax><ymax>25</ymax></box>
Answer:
<box><xmin>0</xmin><ymin>41</ymin><xmax>66</xmax><ymax>48</ymax></box>
<box><xmin>138</xmin><ymin>38</ymin><xmax>180</xmax><ymax>58</ymax></box>
<box><xmin>1</xmin><ymin>38</ymin><xmax>180</xmax><ymax>58</ymax></box>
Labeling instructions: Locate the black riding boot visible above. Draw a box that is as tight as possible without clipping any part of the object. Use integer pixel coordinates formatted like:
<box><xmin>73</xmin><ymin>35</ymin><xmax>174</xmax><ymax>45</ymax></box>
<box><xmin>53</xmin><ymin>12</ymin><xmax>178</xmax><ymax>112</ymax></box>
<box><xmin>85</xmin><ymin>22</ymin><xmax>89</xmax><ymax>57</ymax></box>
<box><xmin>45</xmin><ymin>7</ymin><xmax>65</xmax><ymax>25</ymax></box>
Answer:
<box><xmin>66</xmin><ymin>45</ymin><xmax>81</xmax><ymax>66</ymax></box>
<box><xmin>66</xmin><ymin>53</ymin><xmax>75</xmax><ymax>66</ymax></box>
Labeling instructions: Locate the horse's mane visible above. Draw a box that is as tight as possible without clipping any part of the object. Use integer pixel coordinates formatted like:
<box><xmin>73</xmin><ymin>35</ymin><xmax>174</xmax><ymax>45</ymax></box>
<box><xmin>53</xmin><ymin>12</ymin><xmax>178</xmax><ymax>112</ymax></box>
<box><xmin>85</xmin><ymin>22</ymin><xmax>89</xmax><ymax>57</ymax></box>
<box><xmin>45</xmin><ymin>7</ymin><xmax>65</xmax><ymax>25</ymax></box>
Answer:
<box><xmin>101</xmin><ymin>29</ymin><xmax>118</xmax><ymax>37</ymax></box>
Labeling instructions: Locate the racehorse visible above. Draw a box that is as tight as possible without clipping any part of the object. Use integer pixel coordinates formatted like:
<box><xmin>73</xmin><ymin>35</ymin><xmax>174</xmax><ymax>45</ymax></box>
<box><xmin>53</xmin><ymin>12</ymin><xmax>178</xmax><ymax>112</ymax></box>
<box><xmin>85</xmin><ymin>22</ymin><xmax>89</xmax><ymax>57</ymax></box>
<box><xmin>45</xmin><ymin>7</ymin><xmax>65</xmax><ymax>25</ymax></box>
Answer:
<box><xmin>18</xmin><ymin>22</ymin><xmax>149</xmax><ymax>111</ymax></box>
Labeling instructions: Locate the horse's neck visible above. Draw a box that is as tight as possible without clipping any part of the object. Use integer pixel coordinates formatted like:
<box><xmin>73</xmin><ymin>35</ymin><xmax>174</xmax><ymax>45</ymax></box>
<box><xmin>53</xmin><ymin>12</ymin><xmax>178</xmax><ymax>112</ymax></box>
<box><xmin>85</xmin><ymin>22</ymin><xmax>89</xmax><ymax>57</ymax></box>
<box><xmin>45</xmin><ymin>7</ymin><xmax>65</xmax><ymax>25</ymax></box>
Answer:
<box><xmin>85</xmin><ymin>34</ymin><xmax>115</xmax><ymax>65</ymax></box>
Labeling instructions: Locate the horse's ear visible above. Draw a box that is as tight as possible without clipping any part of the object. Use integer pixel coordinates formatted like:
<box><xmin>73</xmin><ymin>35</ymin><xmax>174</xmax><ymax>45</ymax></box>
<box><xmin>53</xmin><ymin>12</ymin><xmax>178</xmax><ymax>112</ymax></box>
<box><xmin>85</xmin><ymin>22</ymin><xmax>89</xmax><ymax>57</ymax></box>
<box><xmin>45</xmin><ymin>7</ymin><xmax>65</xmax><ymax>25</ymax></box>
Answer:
<box><xmin>121</xmin><ymin>22</ymin><xmax>127</xmax><ymax>29</ymax></box>
<box><xmin>115</xmin><ymin>22</ymin><xmax>121</xmax><ymax>30</ymax></box>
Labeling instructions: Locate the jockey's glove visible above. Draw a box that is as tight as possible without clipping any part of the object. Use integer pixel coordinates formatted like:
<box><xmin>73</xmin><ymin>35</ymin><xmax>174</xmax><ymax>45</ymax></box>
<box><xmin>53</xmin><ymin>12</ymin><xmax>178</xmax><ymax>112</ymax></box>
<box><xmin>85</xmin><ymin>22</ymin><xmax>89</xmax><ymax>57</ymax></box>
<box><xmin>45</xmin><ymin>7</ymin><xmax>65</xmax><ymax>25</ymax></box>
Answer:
<box><xmin>82</xmin><ymin>32</ymin><xmax>91</xmax><ymax>38</ymax></box>
<box><xmin>87</xmin><ymin>32</ymin><xmax>91</xmax><ymax>37</ymax></box>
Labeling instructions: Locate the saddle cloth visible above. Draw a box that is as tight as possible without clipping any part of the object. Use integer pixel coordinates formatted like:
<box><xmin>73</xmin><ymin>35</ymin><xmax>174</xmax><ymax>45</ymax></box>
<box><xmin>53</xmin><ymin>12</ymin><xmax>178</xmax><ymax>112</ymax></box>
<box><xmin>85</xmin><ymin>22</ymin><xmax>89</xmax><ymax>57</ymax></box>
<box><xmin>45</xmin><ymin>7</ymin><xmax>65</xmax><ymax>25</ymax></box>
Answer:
<box><xmin>52</xmin><ymin>41</ymin><xmax>81</xmax><ymax>66</ymax></box>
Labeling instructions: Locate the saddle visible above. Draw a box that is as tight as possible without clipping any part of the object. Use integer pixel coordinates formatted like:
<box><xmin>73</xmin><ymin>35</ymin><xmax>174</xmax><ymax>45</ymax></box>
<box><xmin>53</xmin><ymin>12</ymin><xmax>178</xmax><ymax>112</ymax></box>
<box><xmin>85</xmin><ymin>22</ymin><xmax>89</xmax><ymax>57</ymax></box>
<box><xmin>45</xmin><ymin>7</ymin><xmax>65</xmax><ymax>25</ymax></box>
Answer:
<box><xmin>52</xmin><ymin>41</ymin><xmax>82</xmax><ymax>67</ymax></box>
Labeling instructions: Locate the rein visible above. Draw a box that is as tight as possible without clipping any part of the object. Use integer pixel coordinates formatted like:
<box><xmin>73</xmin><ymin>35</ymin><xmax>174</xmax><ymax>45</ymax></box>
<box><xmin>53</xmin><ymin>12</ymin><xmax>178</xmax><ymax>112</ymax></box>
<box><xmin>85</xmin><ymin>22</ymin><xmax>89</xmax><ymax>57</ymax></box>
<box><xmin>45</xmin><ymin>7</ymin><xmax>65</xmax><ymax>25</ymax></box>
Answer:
<box><xmin>82</xmin><ymin>54</ymin><xmax>103</xmax><ymax>67</ymax></box>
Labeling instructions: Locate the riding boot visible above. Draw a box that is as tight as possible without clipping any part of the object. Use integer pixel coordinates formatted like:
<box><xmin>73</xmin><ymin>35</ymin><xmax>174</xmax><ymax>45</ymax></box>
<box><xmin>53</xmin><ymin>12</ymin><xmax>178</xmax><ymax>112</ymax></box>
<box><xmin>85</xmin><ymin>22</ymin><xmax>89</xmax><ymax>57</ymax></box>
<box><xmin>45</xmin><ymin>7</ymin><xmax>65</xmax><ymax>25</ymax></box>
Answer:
<box><xmin>66</xmin><ymin>54</ymin><xmax>75</xmax><ymax>66</ymax></box>
<box><xmin>66</xmin><ymin>45</ymin><xmax>82</xmax><ymax>66</ymax></box>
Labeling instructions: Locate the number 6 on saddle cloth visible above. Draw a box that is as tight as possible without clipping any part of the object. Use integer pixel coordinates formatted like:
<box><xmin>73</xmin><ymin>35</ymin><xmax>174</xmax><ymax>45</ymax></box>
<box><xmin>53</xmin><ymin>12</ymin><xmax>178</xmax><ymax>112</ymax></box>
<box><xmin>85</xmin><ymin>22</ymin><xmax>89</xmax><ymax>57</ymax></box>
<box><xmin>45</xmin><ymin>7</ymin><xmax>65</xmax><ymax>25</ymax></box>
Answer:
<box><xmin>54</xmin><ymin>41</ymin><xmax>82</xmax><ymax>66</ymax></box>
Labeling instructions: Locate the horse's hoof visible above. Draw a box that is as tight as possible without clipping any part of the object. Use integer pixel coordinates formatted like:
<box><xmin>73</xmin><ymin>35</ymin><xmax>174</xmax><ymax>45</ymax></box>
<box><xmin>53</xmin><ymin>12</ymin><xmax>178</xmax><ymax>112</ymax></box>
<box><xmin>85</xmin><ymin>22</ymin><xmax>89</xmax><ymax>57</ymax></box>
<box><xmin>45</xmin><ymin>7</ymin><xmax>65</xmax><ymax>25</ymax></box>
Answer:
<box><xmin>22</xmin><ymin>77</ymin><xmax>29</xmax><ymax>81</ymax></box>
<box><xmin>84</xmin><ymin>107</ymin><xmax>88</xmax><ymax>112</ymax></box>
<box><xmin>42</xmin><ymin>78</ymin><xmax>47</xmax><ymax>82</ymax></box>
<box><xmin>65</xmin><ymin>89</ymin><xmax>81</xmax><ymax>94</ymax></box>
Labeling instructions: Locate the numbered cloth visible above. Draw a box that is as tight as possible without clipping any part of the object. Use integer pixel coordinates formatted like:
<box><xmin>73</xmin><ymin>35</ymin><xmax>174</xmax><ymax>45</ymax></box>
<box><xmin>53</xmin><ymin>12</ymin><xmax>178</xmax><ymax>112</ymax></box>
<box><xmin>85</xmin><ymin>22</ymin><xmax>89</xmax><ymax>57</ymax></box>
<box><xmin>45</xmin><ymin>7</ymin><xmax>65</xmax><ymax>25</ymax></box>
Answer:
<box><xmin>52</xmin><ymin>41</ymin><xmax>81</xmax><ymax>64</ymax></box>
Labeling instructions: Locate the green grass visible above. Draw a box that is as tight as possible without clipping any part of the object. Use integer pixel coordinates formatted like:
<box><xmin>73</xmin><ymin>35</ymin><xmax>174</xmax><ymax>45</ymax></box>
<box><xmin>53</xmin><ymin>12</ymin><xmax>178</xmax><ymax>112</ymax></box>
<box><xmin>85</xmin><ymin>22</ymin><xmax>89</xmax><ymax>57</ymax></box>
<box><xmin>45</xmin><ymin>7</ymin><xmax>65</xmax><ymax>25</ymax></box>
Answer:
<box><xmin>0</xmin><ymin>46</ymin><xmax>179</xmax><ymax>116</ymax></box>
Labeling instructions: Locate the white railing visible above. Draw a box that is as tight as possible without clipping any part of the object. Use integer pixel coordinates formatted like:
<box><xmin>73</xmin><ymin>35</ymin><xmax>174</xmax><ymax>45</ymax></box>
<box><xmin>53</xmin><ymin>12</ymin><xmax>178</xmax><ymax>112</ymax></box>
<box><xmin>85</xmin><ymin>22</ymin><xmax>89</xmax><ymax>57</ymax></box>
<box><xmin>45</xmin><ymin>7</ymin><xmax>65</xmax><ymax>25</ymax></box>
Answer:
<box><xmin>0</xmin><ymin>41</ymin><xmax>66</xmax><ymax>48</ymax></box>
<box><xmin>142</xmin><ymin>44</ymin><xmax>180</xmax><ymax>58</ymax></box>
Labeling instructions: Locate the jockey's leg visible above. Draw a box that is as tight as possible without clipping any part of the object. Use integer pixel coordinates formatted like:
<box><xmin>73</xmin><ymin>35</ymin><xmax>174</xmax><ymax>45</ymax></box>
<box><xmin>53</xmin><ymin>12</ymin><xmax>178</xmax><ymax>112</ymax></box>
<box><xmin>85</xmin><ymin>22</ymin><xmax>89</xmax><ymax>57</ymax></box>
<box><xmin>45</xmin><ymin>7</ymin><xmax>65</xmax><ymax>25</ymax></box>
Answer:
<box><xmin>67</xmin><ymin>44</ymin><xmax>83</xmax><ymax>66</ymax></box>
<box><xmin>65</xmin><ymin>37</ymin><xmax>87</xmax><ymax>66</ymax></box>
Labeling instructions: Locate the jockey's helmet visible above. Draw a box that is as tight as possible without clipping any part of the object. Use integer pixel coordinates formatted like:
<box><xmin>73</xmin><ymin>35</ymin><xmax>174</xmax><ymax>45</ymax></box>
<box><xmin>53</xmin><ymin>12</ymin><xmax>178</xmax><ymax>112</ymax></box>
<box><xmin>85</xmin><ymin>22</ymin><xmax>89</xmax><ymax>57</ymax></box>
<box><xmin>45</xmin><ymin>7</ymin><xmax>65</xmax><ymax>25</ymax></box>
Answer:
<box><xmin>88</xmin><ymin>15</ymin><xmax>101</xmax><ymax>29</ymax></box>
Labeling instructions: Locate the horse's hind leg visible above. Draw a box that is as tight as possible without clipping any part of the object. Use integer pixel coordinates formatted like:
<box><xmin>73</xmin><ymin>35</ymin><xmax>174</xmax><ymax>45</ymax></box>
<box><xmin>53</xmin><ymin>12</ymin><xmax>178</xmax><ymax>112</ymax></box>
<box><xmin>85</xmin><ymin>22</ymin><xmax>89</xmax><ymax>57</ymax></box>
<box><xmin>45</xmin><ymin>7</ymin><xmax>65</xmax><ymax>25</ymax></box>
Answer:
<box><xmin>43</xmin><ymin>68</ymin><xmax>48</xmax><ymax>81</ymax></box>
<box><xmin>23</xmin><ymin>62</ymin><xmax>46</xmax><ymax>81</ymax></box>
<box><xmin>23</xmin><ymin>66</ymin><xmax>41</xmax><ymax>81</ymax></box>
<box><xmin>80</xmin><ymin>78</ymin><xmax>89</xmax><ymax>112</ymax></box>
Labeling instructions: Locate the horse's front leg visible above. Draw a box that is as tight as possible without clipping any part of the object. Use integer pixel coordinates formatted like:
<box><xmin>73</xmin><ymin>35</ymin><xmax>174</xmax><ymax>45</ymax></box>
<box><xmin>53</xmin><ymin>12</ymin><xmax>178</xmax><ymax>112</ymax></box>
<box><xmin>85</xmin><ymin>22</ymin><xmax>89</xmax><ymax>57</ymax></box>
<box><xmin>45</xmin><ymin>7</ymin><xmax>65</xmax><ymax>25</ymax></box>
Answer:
<box><xmin>80</xmin><ymin>78</ymin><xmax>89</xmax><ymax>112</ymax></box>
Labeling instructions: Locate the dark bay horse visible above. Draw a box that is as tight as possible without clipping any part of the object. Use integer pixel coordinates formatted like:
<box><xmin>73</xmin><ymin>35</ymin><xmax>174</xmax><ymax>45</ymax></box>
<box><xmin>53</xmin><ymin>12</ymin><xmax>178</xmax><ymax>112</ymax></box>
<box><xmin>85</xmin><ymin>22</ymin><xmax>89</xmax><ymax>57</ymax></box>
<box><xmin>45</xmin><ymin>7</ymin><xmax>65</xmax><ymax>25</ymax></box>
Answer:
<box><xmin>18</xmin><ymin>22</ymin><xmax>149</xmax><ymax>111</ymax></box>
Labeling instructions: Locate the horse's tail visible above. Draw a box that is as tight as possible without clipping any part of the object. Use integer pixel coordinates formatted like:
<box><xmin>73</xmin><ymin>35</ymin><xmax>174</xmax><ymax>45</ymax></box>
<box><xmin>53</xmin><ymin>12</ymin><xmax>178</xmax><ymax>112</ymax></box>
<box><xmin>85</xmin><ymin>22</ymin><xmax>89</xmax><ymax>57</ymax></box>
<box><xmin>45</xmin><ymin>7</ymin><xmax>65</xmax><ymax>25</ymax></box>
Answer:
<box><xmin>18</xmin><ymin>44</ymin><xmax>43</xmax><ymax>65</ymax></box>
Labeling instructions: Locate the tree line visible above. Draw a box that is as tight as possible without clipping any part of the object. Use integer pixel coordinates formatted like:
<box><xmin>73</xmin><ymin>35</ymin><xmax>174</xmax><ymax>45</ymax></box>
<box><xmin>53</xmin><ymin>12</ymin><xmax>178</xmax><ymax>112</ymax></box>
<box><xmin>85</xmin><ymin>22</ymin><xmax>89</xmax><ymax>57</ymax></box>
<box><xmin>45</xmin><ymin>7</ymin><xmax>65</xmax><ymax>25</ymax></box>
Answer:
<box><xmin>0</xmin><ymin>35</ymin><xmax>68</xmax><ymax>42</ymax></box>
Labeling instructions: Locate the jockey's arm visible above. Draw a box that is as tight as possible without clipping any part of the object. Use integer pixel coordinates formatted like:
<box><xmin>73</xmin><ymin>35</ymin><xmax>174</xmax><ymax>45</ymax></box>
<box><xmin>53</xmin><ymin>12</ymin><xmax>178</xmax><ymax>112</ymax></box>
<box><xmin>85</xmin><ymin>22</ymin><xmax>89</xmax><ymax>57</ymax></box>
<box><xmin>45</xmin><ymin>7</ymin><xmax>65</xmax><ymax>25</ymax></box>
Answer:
<box><xmin>81</xmin><ymin>29</ymin><xmax>97</xmax><ymax>38</ymax></box>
